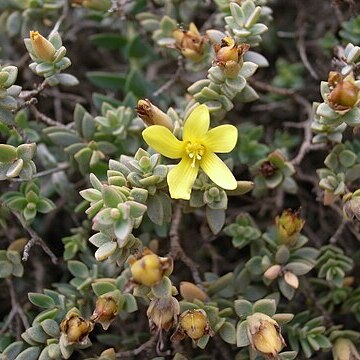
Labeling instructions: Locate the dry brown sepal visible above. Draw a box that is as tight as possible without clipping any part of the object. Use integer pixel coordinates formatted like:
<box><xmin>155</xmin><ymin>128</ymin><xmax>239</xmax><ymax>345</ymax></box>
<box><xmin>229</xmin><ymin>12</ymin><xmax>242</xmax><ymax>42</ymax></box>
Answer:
<box><xmin>247</xmin><ymin>313</ymin><xmax>285</xmax><ymax>358</ymax></box>
<box><xmin>60</xmin><ymin>309</ymin><xmax>93</xmax><ymax>346</ymax></box>
<box><xmin>147</xmin><ymin>296</ymin><xmax>180</xmax><ymax>331</ymax></box>
<box><xmin>173</xmin><ymin>23</ymin><xmax>207</xmax><ymax>62</ymax></box>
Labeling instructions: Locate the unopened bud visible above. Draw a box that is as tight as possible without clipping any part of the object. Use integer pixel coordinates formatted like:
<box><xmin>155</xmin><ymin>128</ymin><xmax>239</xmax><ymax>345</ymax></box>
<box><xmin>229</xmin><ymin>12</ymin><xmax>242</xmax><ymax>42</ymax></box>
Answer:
<box><xmin>91</xmin><ymin>290</ymin><xmax>121</xmax><ymax>330</ymax></box>
<box><xmin>327</xmin><ymin>72</ymin><xmax>360</xmax><ymax>111</ymax></box>
<box><xmin>128</xmin><ymin>248</ymin><xmax>173</xmax><ymax>287</ymax></box>
<box><xmin>275</xmin><ymin>209</ymin><xmax>304</xmax><ymax>246</ymax></box>
<box><xmin>180</xmin><ymin>281</ymin><xmax>207</xmax><ymax>302</ymax></box>
<box><xmin>136</xmin><ymin>99</ymin><xmax>173</xmax><ymax>131</ymax></box>
<box><xmin>29</xmin><ymin>31</ymin><xmax>56</xmax><ymax>62</ymax></box>
<box><xmin>333</xmin><ymin>338</ymin><xmax>360</xmax><ymax>360</ymax></box>
<box><xmin>264</xmin><ymin>265</ymin><xmax>282</xmax><ymax>280</ymax></box>
<box><xmin>171</xmin><ymin>309</ymin><xmax>213</xmax><ymax>341</ymax></box>
<box><xmin>60</xmin><ymin>308</ymin><xmax>93</xmax><ymax>346</ymax></box>
<box><xmin>284</xmin><ymin>271</ymin><xmax>299</xmax><ymax>289</ymax></box>
<box><xmin>147</xmin><ymin>296</ymin><xmax>180</xmax><ymax>331</ymax></box>
<box><xmin>247</xmin><ymin>313</ymin><xmax>285</xmax><ymax>357</ymax></box>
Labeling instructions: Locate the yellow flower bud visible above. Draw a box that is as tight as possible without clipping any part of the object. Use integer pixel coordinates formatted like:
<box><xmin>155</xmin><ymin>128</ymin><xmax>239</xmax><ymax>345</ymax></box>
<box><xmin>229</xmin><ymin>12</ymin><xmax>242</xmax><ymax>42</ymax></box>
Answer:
<box><xmin>29</xmin><ymin>31</ymin><xmax>56</xmax><ymax>62</ymax></box>
<box><xmin>173</xmin><ymin>23</ymin><xmax>206</xmax><ymax>62</ymax></box>
<box><xmin>136</xmin><ymin>99</ymin><xmax>173</xmax><ymax>131</ymax></box>
<box><xmin>247</xmin><ymin>313</ymin><xmax>285</xmax><ymax>357</ymax></box>
<box><xmin>60</xmin><ymin>309</ymin><xmax>93</xmax><ymax>346</ymax></box>
<box><xmin>147</xmin><ymin>296</ymin><xmax>180</xmax><ymax>331</ymax></box>
<box><xmin>264</xmin><ymin>264</ymin><xmax>282</xmax><ymax>280</ymax></box>
<box><xmin>275</xmin><ymin>209</ymin><xmax>305</xmax><ymax>246</ymax></box>
<box><xmin>91</xmin><ymin>291</ymin><xmax>121</xmax><ymax>330</ymax></box>
<box><xmin>327</xmin><ymin>72</ymin><xmax>360</xmax><ymax>111</ymax></box>
<box><xmin>179</xmin><ymin>281</ymin><xmax>207</xmax><ymax>302</ymax></box>
<box><xmin>128</xmin><ymin>248</ymin><xmax>173</xmax><ymax>287</ymax></box>
<box><xmin>333</xmin><ymin>338</ymin><xmax>360</xmax><ymax>360</ymax></box>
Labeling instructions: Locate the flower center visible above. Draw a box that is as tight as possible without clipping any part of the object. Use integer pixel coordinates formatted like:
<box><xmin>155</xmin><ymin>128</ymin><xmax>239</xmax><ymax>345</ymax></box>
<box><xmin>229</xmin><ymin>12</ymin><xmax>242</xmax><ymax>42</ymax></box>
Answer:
<box><xmin>185</xmin><ymin>141</ymin><xmax>205</xmax><ymax>168</ymax></box>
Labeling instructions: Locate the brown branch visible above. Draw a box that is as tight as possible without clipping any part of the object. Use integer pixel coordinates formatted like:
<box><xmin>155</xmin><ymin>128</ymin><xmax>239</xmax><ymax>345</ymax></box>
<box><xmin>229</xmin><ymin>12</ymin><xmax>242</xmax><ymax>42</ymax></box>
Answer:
<box><xmin>19</xmin><ymin>80</ymin><xmax>49</xmax><ymax>101</ymax></box>
<box><xmin>153</xmin><ymin>57</ymin><xmax>184</xmax><ymax>98</ymax></box>
<box><xmin>10</xmin><ymin>210</ymin><xmax>58</xmax><ymax>264</ymax></box>
<box><xmin>295</xmin><ymin>7</ymin><xmax>319</xmax><ymax>80</ymax></box>
<box><xmin>115</xmin><ymin>333</ymin><xmax>158</xmax><ymax>358</ymax></box>
<box><xmin>0</xmin><ymin>278</ymin><xmax>30</xmax><ymax>338</ymax></box>
<box><xmin>30</xmin><ymin>105</ymin><xmax>66</xmax><ymax>127</ymax></box>
<box><xmin>10</xmin><ymin>162</ymin><xmax>70</xmax><ymax>183</ymax></box>
<box><xmin>168</xmin><ymin>202</ymin><xmax>203</xmax><ymax>287</ymax></box>
<box><xmin>249</xmin><ymin>78</ymin><xmax>322</xmax><ymax>166</ymax></box>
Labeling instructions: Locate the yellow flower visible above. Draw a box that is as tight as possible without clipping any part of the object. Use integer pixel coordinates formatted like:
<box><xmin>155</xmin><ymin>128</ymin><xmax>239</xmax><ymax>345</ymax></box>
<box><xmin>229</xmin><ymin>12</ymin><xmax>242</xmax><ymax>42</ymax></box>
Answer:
<box><xmin>142</xmin><ymin>105</ymin><xmax>238</xmax><ymax>200</ymax></box>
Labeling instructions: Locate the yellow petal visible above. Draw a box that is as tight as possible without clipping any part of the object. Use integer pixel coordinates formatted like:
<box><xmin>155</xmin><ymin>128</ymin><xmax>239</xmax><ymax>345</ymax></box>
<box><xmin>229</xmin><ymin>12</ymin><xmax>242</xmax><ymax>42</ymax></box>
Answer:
<box><xmin>142</xmin><ymin>125</ymin><xmax>183</xmax><ymax>159</ymax></box>
<box><xmin>189</xmin><ymin>22</ymin><xmax>200</xmax><ymax>36</ymax></box>
<box><xmin>168</xmin><ymin>158</ymin><xmax>199</xmax><ymax>200</ymax></box>
<box><xmin>183</xmin><ymin>104</ymin><xmax>210</xmax><ymax>141</ymax></box>
<box><xmin>202</xmin><ymin>124</ymin><xmax>238</xmax><ymax>153</ymax></box>
<box><xmin>201</xmin><ymin>152</ymin><xmax>237</xmax><ymax>190</ymax></box>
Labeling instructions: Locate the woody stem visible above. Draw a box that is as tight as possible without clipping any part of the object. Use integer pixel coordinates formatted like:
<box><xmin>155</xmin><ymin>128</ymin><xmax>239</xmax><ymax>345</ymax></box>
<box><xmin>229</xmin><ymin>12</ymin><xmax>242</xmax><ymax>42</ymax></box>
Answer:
<box><xmin>249</xmin><ymin>347</ymin><xmax>256</xmax><ymax>360</ymax></box>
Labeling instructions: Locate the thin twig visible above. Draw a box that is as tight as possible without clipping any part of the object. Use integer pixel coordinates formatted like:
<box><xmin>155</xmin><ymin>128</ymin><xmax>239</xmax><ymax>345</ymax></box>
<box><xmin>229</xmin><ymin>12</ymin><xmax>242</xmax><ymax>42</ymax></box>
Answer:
<box><xmin>329</xmin><ymin>221</ymin><xmax>346</xmax><ymax>244</ymax></box>
<box><xmin>168</xmin><ymin>202</ymin><xmax>203</xmax><ymax>287</ymax></box>
<box><xmin>249</xmin><ymin>78</ymin><xmax>319</xmax><ymax>165</ymax></box>
<box><xmin>1</xmin><ymin>278</ymin><xmax>30</xmax><ymax>337</ymax></box>
<box><xmin>153</xmin><ymin>57</ymin><xmax>184</xmax><ymax>97</ymax></box>
<box><xmin>10</xmin><ymin>210</ymin><xmax>58</xmax><ymax>264</ymax></box>
<box><xmin>30</xmin><ymin>105</ymin><xmax>66</xmax><ymax>127</ymax></box>
<box><xmin>50</xmin><ymin>0</ymin><xmax>69</xmax><ymax>36</ymax></box>
<box><xmin>9</xmin><ymin>162</ymin><xmax>70</xmax><ymax>182</ymax></box>
<box><xmin>116</xmin><ymin>333</ymin><xmax>158</xmax><ymax>358</ymax></box>
<box><xmin>19</xmin><ymin>80</ymin><xmax>49</xmax><ymax>101</ymax></box>
<box><xmin>296</xmin><ymin>7</ymin><xmax>319</xmax><ymax>80</ymax></box>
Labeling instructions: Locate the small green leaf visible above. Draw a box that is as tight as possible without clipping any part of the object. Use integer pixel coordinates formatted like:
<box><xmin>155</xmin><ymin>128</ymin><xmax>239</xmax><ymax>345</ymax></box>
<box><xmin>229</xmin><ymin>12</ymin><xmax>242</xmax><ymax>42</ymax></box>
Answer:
<box><xmin>206</xmin><ymin>207</ymin><xmax>225</xmax><ymax>235</ymax></box>
<box><xmin>86</xmin><ymin>71</ymin><xmax>126</xmax><ymax>91</ymax></box>
<box><xmin>90</xmin><ymin>33</ymin><xmax>127</xmax><ymax>49</ymax></box>
<box><xmin>234</xmin><ymin>299</ymin><xmax>253</xmax><ymax>318</ymax></box>
<box><xmin>92</xmin><ymin>281</ymin><xmax>117</xmax><ymax>296</ymax></box>
<box><xmin>0</xmin><ymin>144</ymin><xmax>17</xmax><ymax>162</ymax></box>
<box><xmin>68</xmin><ymin>260</ymin><xmax>89</xmax><ymax>279</ymax></box>
<box><xmin>219</xmin><ymin>322</ymin><xmax>236</xmax><ymax>344</ymax></box>
<box><xmin>252</xmin><ymin>299</ymin><xmax>276</xmax><ymax>316</ymax></box>
<box><xmin>151</xmin><ymin>277</ymin><xmax>172</xmax><ymax>298</ymax></box>
<box><xmin>15</xmin><ymin>346</ymin><xmax>41</xmax><ymax>360</ymax></box>
<box><xmin>28</xmin><ymin>293</ymin><xmax>55</xmax><ymax>309</ymax></box>
<box><xmin>236</xmin><ymin>320</ymin><xmax>250</xmax><ymax>347</ymax></box>
<box><xmin>40</xmin><ymin>319</ymin><xmax>60</xmax><ymax>338</ymax></box>
<box><xmin>0</xmin><ymin>261</ymin><xmax>13</xmax><ymax>277</ymax></box>
<box><xmin>123</xmin><ymin>293</ymin><xmax>138</xmax><ymax>313</ymax></box>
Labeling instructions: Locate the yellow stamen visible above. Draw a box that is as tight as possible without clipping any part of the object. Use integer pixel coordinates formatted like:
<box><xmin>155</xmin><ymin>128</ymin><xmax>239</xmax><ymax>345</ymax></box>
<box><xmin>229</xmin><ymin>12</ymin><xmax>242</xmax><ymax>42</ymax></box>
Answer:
<box><xmin>185</xmin><ymin>141</ymin><xmax>205</xmax><ymax>167</ymax></box>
